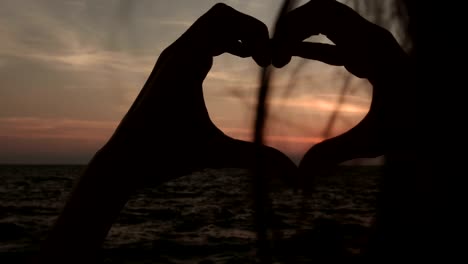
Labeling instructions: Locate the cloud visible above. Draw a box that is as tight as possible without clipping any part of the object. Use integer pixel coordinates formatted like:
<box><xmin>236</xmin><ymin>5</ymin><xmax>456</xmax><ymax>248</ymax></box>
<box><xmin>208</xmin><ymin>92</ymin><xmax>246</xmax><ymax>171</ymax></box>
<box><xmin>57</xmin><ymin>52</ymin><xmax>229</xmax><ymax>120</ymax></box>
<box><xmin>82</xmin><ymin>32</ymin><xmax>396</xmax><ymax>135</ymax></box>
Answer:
<box><xmin>206</xmin><ymin>71</ymin><xmax>254</xmax><ymax>84</ymax></box>
<box><xmin>0</xmin><ymin>55</ymin><xmax>138</xmax><ymax>121</ymax></box>
<box><xmin>218</xmin><ymin>94</ymin><xmax>370</xmax><ymax>114</ymax></box>
<box><xmin>0</xmin><ymin>0</ymin><xmax>162</xmax><ymax>74</ymax></box>
<box><xmin>270</xmin><ymin>97</ymin><xmax>369</xmax><ymax>114</ymax></box>
<box><xmin>0</xmin><ymin>117</ymin><xmax>117</xmax><ymax>141</ymax></box>
<box><xmin>0</xmin><ymin>0</ymin><xmax>376</xmax><ymax>164</ymax></box>
<box><xmin>25</xmin><ymin>49</ymin><xmax>155</xmax><ymax>75</ymax></box>
<box><xmin>158</xmin><ymin>20</ymin><xmax>193</xmax><ymax>27</ymax></box>
<box><xmin>221</xmin><ymin>127</ymin><xmax>324</xmax><ymax>144</ymax></box>
<box><xmin>0</xmin><ymin>116</ymin><xmax>119</xmax><ymax>164</ymax></box>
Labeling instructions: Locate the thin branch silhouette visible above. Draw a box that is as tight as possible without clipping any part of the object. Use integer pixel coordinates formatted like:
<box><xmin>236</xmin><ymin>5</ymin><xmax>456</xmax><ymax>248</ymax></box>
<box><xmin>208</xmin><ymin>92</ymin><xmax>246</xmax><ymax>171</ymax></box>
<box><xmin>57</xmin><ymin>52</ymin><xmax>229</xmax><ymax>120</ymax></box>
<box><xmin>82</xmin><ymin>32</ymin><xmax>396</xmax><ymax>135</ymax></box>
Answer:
<box><xmin>253</xmin><ymin>1</ymin><xmax>295</xmax><ymax>262</ymax></box>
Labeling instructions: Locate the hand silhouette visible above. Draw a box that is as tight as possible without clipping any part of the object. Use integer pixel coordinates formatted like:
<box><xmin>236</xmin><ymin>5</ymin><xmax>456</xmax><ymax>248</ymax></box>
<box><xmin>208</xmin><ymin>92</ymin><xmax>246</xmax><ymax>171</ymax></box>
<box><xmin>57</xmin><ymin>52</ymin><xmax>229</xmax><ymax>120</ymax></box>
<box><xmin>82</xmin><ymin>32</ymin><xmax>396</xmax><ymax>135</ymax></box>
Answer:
<box><xmin>271</xmin><ymin>0</ymin><xmax>413</xmax><ymax>188</ymax></box>
<box><xmin>37</xmin><ymin>4</ymin><xmax>296</xmax><ymax>263</ymax></box>
<box><xmin>104</xmin><ymin>2</ymin><xmax>294</xmax><ymax>184</ymax></box>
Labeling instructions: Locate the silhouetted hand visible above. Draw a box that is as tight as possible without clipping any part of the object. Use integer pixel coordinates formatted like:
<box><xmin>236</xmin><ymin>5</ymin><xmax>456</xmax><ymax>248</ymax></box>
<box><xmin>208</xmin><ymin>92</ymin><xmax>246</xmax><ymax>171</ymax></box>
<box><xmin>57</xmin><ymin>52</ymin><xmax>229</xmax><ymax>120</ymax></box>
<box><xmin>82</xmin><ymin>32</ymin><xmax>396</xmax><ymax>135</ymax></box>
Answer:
<box><xmin>36</xmin><ymin>4</ymin><xmax>296</xmax><ymax>263</ymax></box>
<box><xmin>103</xmin><ymin>2</ymin><xmax>294</xmax><ymax>184</ymax></box>
<box><xmin>271</xmin><ymin>0</ymin><xmax>413</xmax><ymax>189</ymax></box>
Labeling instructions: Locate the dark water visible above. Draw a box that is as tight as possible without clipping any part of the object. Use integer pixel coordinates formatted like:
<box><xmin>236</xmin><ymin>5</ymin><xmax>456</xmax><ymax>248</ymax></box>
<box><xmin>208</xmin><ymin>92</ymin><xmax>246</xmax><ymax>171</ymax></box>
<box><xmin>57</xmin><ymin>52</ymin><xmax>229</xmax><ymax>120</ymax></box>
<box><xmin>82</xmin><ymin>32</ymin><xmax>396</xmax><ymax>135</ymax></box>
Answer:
<box><xmin>0</xmin><ymin>165</ymin><xmax>382</xmax><ymax>263</ymax></box>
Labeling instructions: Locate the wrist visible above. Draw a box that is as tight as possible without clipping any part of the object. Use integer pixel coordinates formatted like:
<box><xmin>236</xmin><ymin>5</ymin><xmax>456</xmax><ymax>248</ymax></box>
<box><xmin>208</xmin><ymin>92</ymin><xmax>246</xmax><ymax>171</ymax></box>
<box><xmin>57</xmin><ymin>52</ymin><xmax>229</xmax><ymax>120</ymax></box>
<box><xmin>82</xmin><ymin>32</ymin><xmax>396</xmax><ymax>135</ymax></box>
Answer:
<box><xmin>369</xmin><ymin>28</ymin><xmax>413</xmax><ymax>85</ymax></box>
<box><xmin>166</xmin><ymin>22</ymin><xmax>216</xmax><ymax>60</ymax></box>
<box><xmin>369</xmin><ymin>50</ymin><xmax>412</xmax><ymax>86</ymax></box>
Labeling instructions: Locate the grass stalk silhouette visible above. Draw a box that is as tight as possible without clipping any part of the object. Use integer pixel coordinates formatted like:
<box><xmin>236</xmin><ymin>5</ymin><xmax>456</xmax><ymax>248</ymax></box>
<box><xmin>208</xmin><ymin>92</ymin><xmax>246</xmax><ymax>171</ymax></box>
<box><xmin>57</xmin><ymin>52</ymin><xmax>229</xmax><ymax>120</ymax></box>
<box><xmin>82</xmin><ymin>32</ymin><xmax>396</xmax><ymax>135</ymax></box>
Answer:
<box><xmin>252</xmin><ymin>1</ymin><xmax>294</xmax><ymax>262</ymax></box>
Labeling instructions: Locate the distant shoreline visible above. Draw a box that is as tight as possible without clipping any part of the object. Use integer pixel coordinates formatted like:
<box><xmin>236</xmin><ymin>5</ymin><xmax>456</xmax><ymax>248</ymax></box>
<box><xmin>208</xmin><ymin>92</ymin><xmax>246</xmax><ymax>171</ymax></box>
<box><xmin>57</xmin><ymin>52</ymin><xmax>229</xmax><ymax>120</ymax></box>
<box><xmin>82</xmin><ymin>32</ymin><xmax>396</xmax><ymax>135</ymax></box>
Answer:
<box><xmin>0</xmin><ymin>164</ymin><xmax>384</xmax><ymax>167</ymax></box>
<box><xmin>0</xmin><ymin>164</ymin><xmax>87</xmax><ymax>166</ymax></box>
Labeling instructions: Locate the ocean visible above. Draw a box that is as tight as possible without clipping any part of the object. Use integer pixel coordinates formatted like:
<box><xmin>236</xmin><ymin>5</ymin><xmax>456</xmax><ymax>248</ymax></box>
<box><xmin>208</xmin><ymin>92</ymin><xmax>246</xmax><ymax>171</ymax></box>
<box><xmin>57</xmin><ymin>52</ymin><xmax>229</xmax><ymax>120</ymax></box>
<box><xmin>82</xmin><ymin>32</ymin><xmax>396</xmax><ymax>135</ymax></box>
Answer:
<box><xmin>0</xmin><ymin>165</ymin><xmax>382</xmax><ymax>263</ymax></box>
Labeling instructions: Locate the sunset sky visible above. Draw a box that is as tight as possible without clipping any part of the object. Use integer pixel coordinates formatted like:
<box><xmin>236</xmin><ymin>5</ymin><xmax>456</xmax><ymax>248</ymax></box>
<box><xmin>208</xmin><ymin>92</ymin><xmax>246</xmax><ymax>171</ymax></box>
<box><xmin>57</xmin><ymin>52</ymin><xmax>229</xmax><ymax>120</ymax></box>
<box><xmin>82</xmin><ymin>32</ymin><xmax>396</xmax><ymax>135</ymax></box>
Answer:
<box><xmin>0</xmin><ymin>0</ymin><xmax>390</xmax><ymax>164</ymax></box>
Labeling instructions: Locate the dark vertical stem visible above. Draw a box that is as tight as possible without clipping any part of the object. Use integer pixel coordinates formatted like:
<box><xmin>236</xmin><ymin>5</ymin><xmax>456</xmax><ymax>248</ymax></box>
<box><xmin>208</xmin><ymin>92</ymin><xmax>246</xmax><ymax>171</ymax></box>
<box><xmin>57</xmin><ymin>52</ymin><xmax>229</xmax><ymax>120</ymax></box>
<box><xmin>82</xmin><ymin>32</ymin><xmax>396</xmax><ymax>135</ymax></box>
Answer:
<box><xmin>253</xmin><ymin>68</ymin><xmax>273</xmax><ymax>263</ymax></box>
<box><xmin>252</xmin><ymin>1</ymin><xmax>294</xmax><ymax>263</ymax></box>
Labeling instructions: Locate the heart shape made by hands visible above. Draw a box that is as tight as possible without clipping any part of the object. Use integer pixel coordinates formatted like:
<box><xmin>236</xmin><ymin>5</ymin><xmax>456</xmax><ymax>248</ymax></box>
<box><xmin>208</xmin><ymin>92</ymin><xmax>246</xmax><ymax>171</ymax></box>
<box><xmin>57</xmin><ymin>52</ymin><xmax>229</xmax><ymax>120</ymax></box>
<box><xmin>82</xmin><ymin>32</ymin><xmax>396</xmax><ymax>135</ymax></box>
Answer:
<box><xmin>111</xmin><ymin>1</ymin><xmax>410</xmax><ymax>190</ymax></box>
<box><xmin>35</xmin><ymin>4</ymin><xmax>416</xmax><ymax>261</ymax></box>
<box><xmin>165</xmin><ymin>2</ymin><xmax>409</xmax><ymax>188</ymax></box>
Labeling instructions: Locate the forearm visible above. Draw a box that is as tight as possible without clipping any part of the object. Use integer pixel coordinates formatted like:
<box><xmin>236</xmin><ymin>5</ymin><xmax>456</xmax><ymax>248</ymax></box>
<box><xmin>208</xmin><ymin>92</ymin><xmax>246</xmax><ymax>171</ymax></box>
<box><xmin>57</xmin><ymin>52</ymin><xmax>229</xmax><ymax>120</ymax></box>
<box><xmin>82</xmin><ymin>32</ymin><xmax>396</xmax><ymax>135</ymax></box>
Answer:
<box><xmin>37</xmin><ymin>147</ymin><xmax>135</xmax><ymax>263</ymax></box>
<box><xmin>35</xmin><ymin>4</ymin><xmax>271</xmax><ymax>262</ymax></box>
<box><xmin>37</xmin><ymin>41</ymin><xmax>215</xmax><ymax>263</ymax></box>
<box><xmin>370</xmin><ymin>56</ymin><xmax>427</xmax><ymax>257</ymax></box>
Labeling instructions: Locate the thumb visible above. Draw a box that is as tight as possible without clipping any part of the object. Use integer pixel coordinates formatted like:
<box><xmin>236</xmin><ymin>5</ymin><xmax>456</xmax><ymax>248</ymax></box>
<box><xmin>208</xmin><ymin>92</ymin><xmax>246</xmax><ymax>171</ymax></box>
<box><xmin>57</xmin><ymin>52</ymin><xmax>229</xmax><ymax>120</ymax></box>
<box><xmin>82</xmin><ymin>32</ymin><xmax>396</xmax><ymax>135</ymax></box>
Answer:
<box><xmin>203</xmin><ymin>136</ymin><xmax>298</xmax><ymax>189</ymax></box>
<box><xmin>298</xmin><ymin>122</ymin><xmax>385</xmax><ymax>192</ymax></box>
<box><xmin>291</xmin><ymin>42</ymin><xmax>344</xmax><ymax>66</ymax></box>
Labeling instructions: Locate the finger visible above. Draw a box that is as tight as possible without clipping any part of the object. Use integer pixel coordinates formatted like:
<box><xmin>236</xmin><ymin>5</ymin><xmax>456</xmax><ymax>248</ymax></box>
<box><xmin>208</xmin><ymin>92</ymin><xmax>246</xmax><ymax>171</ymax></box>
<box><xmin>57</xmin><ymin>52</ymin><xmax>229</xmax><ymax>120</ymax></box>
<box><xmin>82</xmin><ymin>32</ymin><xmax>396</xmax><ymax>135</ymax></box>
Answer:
<box><xmin>271</xmin><ymin>0</ymin><xmax>323</xmax><ymax>68</ymax></box>
<box><xmin>273</xmin><ymin>0</ymin><xmax>371</xmax><ymax>47</ymax></box>
<box><xmin>292</xmin><ymin>42</ymin><xmax>344</xmax><ymax>66</ymax></box>
<box><xmin>231</xmin><ymin>12</ymin><xmax>270</xmax><ymax>67</ymax></box>
<box><xmin>297</xmin><ymin>117</ymin><xmax>385</xmax><ymax>190</ymax></box>
<box><xmin>208</xmin><ymin>3</ymin><xmax>271</xmax><ymax>67</ymax></box>
<box><xmin>224</xmin><ymin>40</ymin><xmax>250</xmax><ymax>58</ymax></box>
<box><xmin>270</xmin><ymin>38</ymin><xmax>291</xmax><ymax>68</ymax></box>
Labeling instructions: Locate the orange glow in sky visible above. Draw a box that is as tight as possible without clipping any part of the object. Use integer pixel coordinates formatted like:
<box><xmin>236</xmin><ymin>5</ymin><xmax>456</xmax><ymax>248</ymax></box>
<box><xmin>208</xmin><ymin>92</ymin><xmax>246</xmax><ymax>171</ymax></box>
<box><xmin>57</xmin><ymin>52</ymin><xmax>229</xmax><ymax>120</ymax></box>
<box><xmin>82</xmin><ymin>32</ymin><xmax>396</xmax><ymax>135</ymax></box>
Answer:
<box><xmin>0</xmin><ymin>0</ymin><xmax>378</xmax><ymax>164</ymax></box>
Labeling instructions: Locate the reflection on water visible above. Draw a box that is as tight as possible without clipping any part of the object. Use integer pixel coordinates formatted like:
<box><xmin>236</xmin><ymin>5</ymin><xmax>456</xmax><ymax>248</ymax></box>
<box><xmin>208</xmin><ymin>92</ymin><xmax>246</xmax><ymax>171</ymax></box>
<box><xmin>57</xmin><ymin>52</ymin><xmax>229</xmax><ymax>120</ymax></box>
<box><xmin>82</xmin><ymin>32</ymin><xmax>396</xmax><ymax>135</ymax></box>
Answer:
<box><xmin>0</xmin><ymin>165</ymin><xmax>382</xmax><ymax>263</ymax></box>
